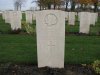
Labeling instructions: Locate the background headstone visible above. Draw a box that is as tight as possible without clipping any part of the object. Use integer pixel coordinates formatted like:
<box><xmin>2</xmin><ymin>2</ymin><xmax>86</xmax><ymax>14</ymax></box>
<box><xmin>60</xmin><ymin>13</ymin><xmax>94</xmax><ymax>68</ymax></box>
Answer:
<box><xmin>4</xmin><ymin>11</ymin><xmax>11</xmax><ymax>23</ymax></box>
<box><xmin>95</xmin><ymin>13</ymin><xmax>98</xmax><ymax>22</ymax></box>
<box><xmin>2</xmin><ymin>11</ymin><xmax>5</xmax><ymax>20</ymax></box>
<box><xmin>65</xmin><ymin>12</ymin><xmax>68</xmax><ymax>21</ymax></box>
<box><xmin>68</xmin><ymin>12</ymin><xmax>75</xmax><ymax>25</ymax></box>
<box><xmin>25</xmin><ymin>11</ymin><xmax>33</xmax><ymax>24</ymax></box>
<box><xmin>78</xmin><ymin>12</ymin><xmax>81</xmax><ymax>21</ymax></box>
<box><xmin>32</xmin><ymin>11</ymin><xmax>36</xmax><ymax>21</ymax></box>
<box><xmin>36</xmin><ymin>10</ymin><xmax>65</xmax><ymax>68</ymax></box>
<box><xmin>89</xmin><ymin>13</ymin><xmax>96</xmax><ymax>26</ymax></box>
<box><xmin>79</xmin><ymin>12</ymin><xmax>90</xmax><ymax>34</ymax></box>
<box><xmin>10</xmin><ymin>11</ymin><xmax>22</xmax><ymax>30</ymax></box>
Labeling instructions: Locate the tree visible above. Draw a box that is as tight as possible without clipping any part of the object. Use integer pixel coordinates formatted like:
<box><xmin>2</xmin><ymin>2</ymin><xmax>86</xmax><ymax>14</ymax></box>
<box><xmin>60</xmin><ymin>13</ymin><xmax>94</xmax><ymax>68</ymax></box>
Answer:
<box><xmin>78</xmin><ymin>0</ymin><xmax>92</xmax><ymax>4</ymax></box>
<box><xmin>78</xmin><ymin>0</ymin><xmax>98</xmax><ymax>12</ymax></box>
<box><xmin>52</xmin><ymin>0</ymin><xmax>62</xmax><ymax>9</ymax></box>
<box><xmin>92</xmin><ymin>0</ymin><xmax>98</xmax><ymax>12</ymax></box>
<box><xmin>14</xmin><ymin>0</ymin><xmax>26</xmax><ymax>11</ymax></box>
<box><xmin>64</xmin><ymin>0</ymin><xmax>69</xmax><ymax>11</ymax></box>
<box><xmin>33</xmin><ymin>0</ymin><xmax>63</xmax><ymax>10</ymax></box>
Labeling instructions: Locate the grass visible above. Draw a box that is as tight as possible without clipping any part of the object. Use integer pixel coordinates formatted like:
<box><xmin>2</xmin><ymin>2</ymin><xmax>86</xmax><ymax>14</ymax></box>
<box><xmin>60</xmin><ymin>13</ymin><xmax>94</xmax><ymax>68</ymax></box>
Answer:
<box><xmin>0</xmin><ymin>13</ymin><xmax>100</xmax><ymax>65</ymax></box>
<box><xmin>0</xmin><ymin>34</ymin><xmax>37</xmax><ymax>64</ymax></box>
<box><xmin>65</xmin><ymin>35</ymin><xmax>100</xmax><ymax>64</ymax></box>
<box><xmin>0</xmin><ymin>15</ymin><xmax>11</xmax><ymax>33</ymax></box>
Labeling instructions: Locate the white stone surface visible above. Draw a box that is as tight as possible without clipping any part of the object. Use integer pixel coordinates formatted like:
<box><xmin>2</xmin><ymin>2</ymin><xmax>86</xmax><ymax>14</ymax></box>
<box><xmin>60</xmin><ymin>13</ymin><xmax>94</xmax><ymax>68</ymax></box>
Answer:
<box><xmin>2</xmin><ymin>11</ymin><xmax>5</xmax><ymax>20</ymax></box>
<box><xmin>4</xmin><ymin>11</ymin><xmax>11</xmax><ymax>23</ymax></box>
<box><xmin>75</xmin><ymin>12</ymin><xmax>78</xmax><ymax>16</ymax></box>
<box><xmin>79</xmin><ymin>12</ymin><xmax>90</xmax><ymax>34</ymax></box>
<box><xmin>68</xmin><ymin>12</ymin><xmax>75</xmax><ymax>25</ymax></box>
<box><xmin>65</xmin><ymin>12</ymin><xmax>68</xmax><ymax>21</ymax></box>
<box><xmin>32</xmin><ymin>11</ymin><xmax>36</xmax><ymax>20</ymax></box>
<box><xmin>89</xmin><ymin>12</ymin><xmax>98</xmax><ymax>26</ymax></box>
<box><xmin>10</xmin><ymin>11</ymin><xmax>22</xmax><ymax>30</ymax></box>
<box><xmin>36</xmin><ymin>10</ymin><xmax>65</xmax><ymax>68</ymax></box>
<box><xmin>78</xmin><ymin>12</ymin><xmax>81</xmax><ymax>21</ymax></box>
<box><xmin>89</xmin><ymin>13</ymin><xmax>96</xmax><ymax>26</ymax></box>
<box><xmin>95</xmin><ymin>13</ymin><xmax>98</xmax><ymax>22</ymax></box>
<box><xmin>25</xmin><ymin>11</ymin><xmax>33</xmax><ymax>24</ymax></box>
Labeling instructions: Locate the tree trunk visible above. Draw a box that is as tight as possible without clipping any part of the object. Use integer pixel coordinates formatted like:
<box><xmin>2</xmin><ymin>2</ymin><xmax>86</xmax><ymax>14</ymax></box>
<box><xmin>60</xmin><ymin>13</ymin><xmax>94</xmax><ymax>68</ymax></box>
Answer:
<box><xmin>94</xmin><ymin>3</ymin><xmax>97</xmax><ymax>12</ymax></box>
<box><xmin>71</xmin><ymin>1</ymin><xmax>75</xmax><ymax>11</ymax></box>
<box><xmin>48</xmin><ymin>4</ymin><xmax>51</xmax><ymax>9</ymax></box>
<box><xmin>20</xmin><ymin>5</ymin><xmax>21</xmax><ymax>11</ymax></box>
<box><xmin>54</xmin><ymin>4</ymin><xmax>56</xmax><ymax>9</ymax></box>
<box><xmin>40</xmin><ymin>5</ymin><xmax>42</xmax><ymax>10</ymax></box>
<box><xmin>54</xmin><ymin>0</ymin><xmax>56</xmax><ymax>10</ymax></box>
<box><xmin>17</xmin><ymin>5</ymin><xmax>18</xmax><ymax>11</ymax></box>
<box><xmin>65</xmin><ymin>1</ymin><xmax>68</xmax><ymax>11</ymax></box>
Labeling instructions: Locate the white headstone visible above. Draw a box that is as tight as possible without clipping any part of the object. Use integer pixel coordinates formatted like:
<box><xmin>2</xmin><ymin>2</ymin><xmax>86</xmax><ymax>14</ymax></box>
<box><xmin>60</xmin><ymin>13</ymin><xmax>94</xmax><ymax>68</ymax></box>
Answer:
<box><xmin>32</xmin><ymin>11</ymin><xmax>36</xmax><ymax>20</ymax></box>
<box><xmin>4</xmin><ymin>11</ymin><xmax>11</xmax><ymax>23</ymax></box>
<box><xmin>26</xmin><ymin>11</ymin><xmax>33</xmax><ymax>24</ymax></box>
<box><xmin>78</xmin><ymin>12</ymin><xmax>81</xmax><ymax>21</ymax></box>
<box><xmin>10</xmin><ymin>11</ymin><xmax>22</xmax><ymax>30</ymax></box>
<box><xmin>68</xmin><ymin>12</ymin><xmax>75</xmax><ymax>25</ymax></box>
<box><xmin>95</xmin><ymin>13</ymin><xmax>98</xmax><ymax>22</ymax></box>
<box><xmin>75</xmin><ymin>12</ymin><xmax>78</xmax><ymax>16</ymax></box>
<box><xmin>89</xmin><ymin>13</ymin><xmax>96</xmax><ymax>26</ymax></box>
<box><xmin>36</xmin><ymin>10</ymin><xmax>65</xmax><ymax>68</ymax></box>
<box><xmin>2</xmin><ymin>11</ymin><xmax>5</xmax><ymax>20</ymax></box>
<box><xmin>65</xmin><ymin>12</ymin><xmax>68</xmax><ymax>21</ymax></box>
<box><xmin>79</xmin><ymin>12</ymin><xmax>90</xmax><ymax>34</ymax></box>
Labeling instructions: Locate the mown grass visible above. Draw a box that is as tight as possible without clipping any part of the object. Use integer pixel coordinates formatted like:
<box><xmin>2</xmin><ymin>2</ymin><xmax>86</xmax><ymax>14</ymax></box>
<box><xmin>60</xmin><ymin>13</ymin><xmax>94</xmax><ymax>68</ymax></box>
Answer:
<box><xmin>0</xmin><ymin>34</ymin><xmax>37</xmax><ymax>64</ymax></box>
<box><xmin>0</xmin><ymin>13</ymin><xmax>100</xmax><ymax>64</ymax></box>
<box><xmin>65</xmin><ymin>35</ymin><xmax>100</xmax><ymax>64</ymax></box>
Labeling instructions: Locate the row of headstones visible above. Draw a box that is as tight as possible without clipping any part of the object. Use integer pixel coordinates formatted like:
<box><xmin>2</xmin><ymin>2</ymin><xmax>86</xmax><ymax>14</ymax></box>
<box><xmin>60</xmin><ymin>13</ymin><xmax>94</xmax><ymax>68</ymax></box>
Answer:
<box><xmin>26</xmin><ymin>11</ymin><xmax>98</xmax><ymax>34</ymax></box>
<box><xmin>2</xmin><ymin>11</ymin><xmax>36</xmax><ymax>30</ymax></box>
<box><xmin>26</xmin><ymin>11</ymin><xmax>98</xmax><ymax>28</ymax></box>
<box><xmin>65</xmin><ymin>12</ymin><xmax>98</xmax><ymax>34</ymax></box>
<box><xmin>1</xmin><ymin>10</ymin><xmax>99</xmax><ymax>68</ymax></box>
<box><xmin>66</xmin><ymin>12</ymin><xmax>98</xmax><ymax>25</ymax></box>
<box><xmin>2</xmin><ymin>11</ymin><xmax>22</xmax><ymax>30</ymax></box>
<box><xmin>25</xmin><ymin>11</ymin><xmax>36</xmax><ymax>24</ymax></box>
<box><xmin>36</xmin><ymin>10</ymin><xmax>99</xmax><ymax>68</ymax></box>
<box><xmin>79</xmin><ymin>12</ymin><xmax>98</xmax><ymax>34</ymax></box>
<box><xmin>2</xmin><ymin>11</ymin><xmax>98</xmax><ymax>34</ymax></box>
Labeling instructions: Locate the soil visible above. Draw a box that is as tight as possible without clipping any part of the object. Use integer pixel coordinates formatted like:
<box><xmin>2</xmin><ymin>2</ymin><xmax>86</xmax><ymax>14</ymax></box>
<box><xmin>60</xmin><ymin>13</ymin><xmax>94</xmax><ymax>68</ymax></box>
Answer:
<box><xmin>0</xmin><ymin>64</ymin><xmax>98</xmax><ymax>75</ymax></box>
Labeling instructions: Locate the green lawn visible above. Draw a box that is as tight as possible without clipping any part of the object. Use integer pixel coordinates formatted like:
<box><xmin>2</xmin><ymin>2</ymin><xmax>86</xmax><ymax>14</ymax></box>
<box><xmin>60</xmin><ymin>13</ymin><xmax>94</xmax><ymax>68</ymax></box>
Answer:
<box><xmin>0</xmin><ymin>14</ymin><xmax>100</xmax><ymax>64</ymax></box>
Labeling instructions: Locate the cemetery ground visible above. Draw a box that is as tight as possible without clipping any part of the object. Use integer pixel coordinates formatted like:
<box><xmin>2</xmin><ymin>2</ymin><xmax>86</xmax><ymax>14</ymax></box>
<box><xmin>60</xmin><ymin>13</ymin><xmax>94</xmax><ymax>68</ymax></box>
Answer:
<box><xmin>0</xmin><ymin>14</ymin><xmax>100</xmax><ymax>75</ymax></box>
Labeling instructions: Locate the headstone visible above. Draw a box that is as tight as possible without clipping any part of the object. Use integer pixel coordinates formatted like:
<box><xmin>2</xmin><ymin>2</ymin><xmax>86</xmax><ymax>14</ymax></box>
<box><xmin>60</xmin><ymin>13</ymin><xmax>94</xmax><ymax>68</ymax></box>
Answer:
<box><xmin>95</xmin><ymin>13</ymin><xmax>98</xmax><ymax>22</ymax></box>
<box><xmin>68</xmin><ymin>12</ymin><xmax>75</xmax><ymax>25</ymax></box>
<box><xmin>78</xmin><ymin>12</ymin><xmax>81</xmax><ymax>21</ymax></box>
<box><xmin>25</xmin><ymin>11</ymin><xmax>33</xmax><ymax>24</ymax></box>
<box><xmin>79</xmin><ymin>12</ymin><xmax>90</xmax><ymax>34</ymax></box>
<box><xmin>36</xmin><ymin>10</ymin><xmax>65</xmax><ymax>68</ymax></box>
<box><xmin>4</xmin><ymin>11</ymin><xmax>11</xmax><ymax>23</ymax></box>
<box><xmin>10</xmin><ymin>11</ymin><xmax>22</xmax><ymax>30</ymax></box>
<box><xmin>89</xmin><ymin>13</ymin><xmax>96</xmax><ymax>26</ymax></box>
<box><xmin>32</xmin><ymin>11</ymin><xmax>36</xmax><ymax>20</ymax></box>
<box><xmin>2</xmin><ymin>11</ymin><xmax>5</xmax><ymax>20</ymax></box>
<box><xmin>89</xmin><ymin>12</ymin><xmax>98</xmax><ymax>26</ymax></box>
<box><xmin>65</xmin><ymin>12</ymin><xmax>68</xmax><ymax>21</ymax></box>
<box><xmin>75</xmin><ymin>12</ymin><xmax>78</xmax><ymax>16</ymax></box>
<box><xmin>8</xmin><ymin>11</ymin><xmax>13</xmax><ymax>24</ymax></box>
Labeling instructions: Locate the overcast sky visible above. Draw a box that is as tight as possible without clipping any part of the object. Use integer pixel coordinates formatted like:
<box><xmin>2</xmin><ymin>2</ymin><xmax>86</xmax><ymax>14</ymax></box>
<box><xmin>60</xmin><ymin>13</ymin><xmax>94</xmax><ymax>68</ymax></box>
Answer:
<box><xmin>0</xmin><ymin>0</ymin><xmax>36</xmax><ymax>10</ymax></box>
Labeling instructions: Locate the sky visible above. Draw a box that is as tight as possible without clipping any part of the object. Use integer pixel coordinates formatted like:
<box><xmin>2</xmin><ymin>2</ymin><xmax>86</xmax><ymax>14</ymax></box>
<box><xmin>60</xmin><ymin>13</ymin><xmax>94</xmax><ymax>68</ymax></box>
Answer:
<box><xmin>0</xmin><ymin>0</ymin><xmax>36</xmax><ymax>10</ymax></box>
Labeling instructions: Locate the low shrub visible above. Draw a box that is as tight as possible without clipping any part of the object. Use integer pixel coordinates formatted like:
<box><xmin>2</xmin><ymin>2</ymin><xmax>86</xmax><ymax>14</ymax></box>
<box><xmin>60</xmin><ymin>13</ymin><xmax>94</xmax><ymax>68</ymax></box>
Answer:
<box><xmin>92</xmin><ymin>60</ymin><xmax>100</xmax><ymax>74</ymax></box>
<box><xmin>21</xmin><ymin>21</ymin><xmax>35</xmax><ymax>34</ymax></box>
